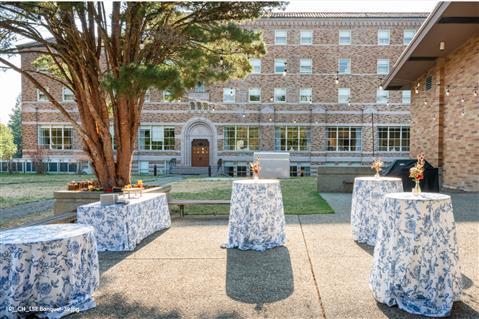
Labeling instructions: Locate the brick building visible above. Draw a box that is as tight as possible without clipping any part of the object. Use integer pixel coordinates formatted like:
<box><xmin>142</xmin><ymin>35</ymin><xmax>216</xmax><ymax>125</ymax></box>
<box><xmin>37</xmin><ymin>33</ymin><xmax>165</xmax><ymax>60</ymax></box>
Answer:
<box><xmin>384</xmin><ymin>2</ymin><xmax>479</xmax><ymax>192</ymax></box>
<box><xmin>19</xmin><ymin>12</ymin><xmax>427</xmax><ymax>176</ymax></box>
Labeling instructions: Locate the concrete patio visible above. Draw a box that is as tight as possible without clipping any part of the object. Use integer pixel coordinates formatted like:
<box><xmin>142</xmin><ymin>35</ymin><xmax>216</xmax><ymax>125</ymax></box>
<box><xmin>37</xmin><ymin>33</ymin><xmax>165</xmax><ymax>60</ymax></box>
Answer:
<box><xmin>73</xmin><ymin>193</ymin><xmax>479</xmax><ymax>319</ymax></box>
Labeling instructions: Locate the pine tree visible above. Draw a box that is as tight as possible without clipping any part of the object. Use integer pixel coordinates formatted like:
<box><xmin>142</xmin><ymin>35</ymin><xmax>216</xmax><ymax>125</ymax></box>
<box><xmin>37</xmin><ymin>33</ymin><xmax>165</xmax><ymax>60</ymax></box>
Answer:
<box><xmin>8</xmin><ymin>95</ymin><xmax>22</xmax><ymax>158</ymax></box>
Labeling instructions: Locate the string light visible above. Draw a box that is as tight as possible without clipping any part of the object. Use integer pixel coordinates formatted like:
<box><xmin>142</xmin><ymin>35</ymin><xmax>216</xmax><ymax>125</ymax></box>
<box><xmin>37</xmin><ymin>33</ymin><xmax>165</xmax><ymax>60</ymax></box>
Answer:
<box><xmin>269</xmin><ymin>118</ymin><xmax>272</xmax><ymax>122</ymax></box>
<box><xmin>461</xmin><ymin>95</ymin><xmax>465</xmax><ymax>104</ymax></box>
<box><xmin>334</xmin><ymin>72</ymin><xmax>339</xmax><ymax>85</ymax></box>
<box><xmin>424</xmin><ymin>99</ymin><xmax>427</xmax><ymax>105</ymax></box>
<box><xmin>348</xmin><ymin>98</ymin><xmax>351</xmax><ymax>107</ymax></box>
<box><xmin>229</xmin><ymin>87</ymin><xmax>234</xmax><ymax>95</ymax></box>
<box><xmin>282</xmin><ymin>62</ymin><xmax>288</xmax><ymax>77</ymax></box>
<box><xmin>446</xmin><ymin>85</ymin><xmax>450</xmax><ymax>96</ymax></box>
<box><xmin>474</xmin><ymin>86</ymin><xmax>477</xmax><ymax>97</ymax></box>
<box><xmin>415</xmin><ymin>82</ymin><xmax>420</xmax><ymax>94</ymax></box>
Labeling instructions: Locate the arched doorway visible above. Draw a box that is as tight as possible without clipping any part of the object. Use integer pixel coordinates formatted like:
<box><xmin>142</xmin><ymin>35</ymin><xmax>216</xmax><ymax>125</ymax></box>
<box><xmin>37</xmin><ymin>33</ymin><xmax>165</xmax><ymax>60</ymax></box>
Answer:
<box><xmin>181</xmin><ymin>118</ymin><xmax>217</xmax><ymax>167</ymax></box>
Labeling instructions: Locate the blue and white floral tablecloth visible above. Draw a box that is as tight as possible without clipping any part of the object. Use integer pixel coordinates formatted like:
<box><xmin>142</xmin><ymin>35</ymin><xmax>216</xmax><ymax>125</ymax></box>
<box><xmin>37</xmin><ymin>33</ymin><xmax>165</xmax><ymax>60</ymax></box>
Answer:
<box><xmin>77</xmin><ymin>193</ymin><xmax>170</xmax><ymax>251</ymax></box>
<box><xmin>226</xmin><ymin>179</ymin><xmax>286</xmax><ymax>251</ymax></box>
<box><xmin>370</xmin><ymin>192</ymin><xmax>462</xmax><ymax>317</ymax></box>
<box><xmin>351</xmin><ymin>176</ymin><xmax>403</xmax><ymax>246</ymax></box>
<box><xmin>0</xmin><ymin>224</ymin><xmax>99</xmax><ymax>319</ymax></box>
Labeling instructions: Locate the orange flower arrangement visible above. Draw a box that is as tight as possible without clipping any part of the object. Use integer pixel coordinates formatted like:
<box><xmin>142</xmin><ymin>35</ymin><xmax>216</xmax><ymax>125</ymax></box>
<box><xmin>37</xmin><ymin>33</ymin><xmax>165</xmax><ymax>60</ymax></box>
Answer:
<box><xmin>409</xmin><ymin>153</ymin><xmax>425</xmax><ymax>182</ymax></box>
<box><xmin>250</xmin><ymin>157</ymin><xmax>261</xmax><ymax>179</ymax></box>
<box><xmin>371</xmin><ymin>159</ymin><xmax>384</xmax><ymax>177</ymax></box>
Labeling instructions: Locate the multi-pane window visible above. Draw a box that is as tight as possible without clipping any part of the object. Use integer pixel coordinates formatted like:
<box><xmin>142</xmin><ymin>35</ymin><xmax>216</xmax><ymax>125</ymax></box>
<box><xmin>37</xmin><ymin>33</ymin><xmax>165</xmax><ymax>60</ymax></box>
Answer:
<box><xmin>300</xmin><ymin>30</ymin><xmax>313</xmax><ymax>45</ymax></box>
<box><xmin>194</xmin><ymin>82</ymin><xmax>205</xmax><ymax>93</ymax></box>
<box><xmin>250</xmin><ymin>58</ymin><xmax>261</xmax><ymax>74</ymax></box>
<box><xmin>62</xmin><ymin>87</ymin><xmax>75</xmax><ymax>102</ymax></box>
<box><xmin>248</xmin><ymin>88</ymin><xmax>261</xmax><ymax>102</ymax></box>
<box><xmin>37</xmin><ymin>88</ymin><xmax>49</xmax><ymax>101</ymax></box>
<box><xmin>338</xmin><ymin>58</ymin><xmax>351</xmax><ymax>74</ymax></box>
<box><xmin>402</xmin><ymin>90</ymin><xmax>411</xmax><ymax>104</ymax></box>
<box><xmin>327</xmin><ymin>127</ymin><xmax>362</xmax><ymax>151</ymax></box>
<box><xmin>403</xmin><ymin>29</ymin><xmax>416</xmax><ymax>45</ymax></box>
<box><xmin>275</xmin><ymin>127</ymin><xmax>311</xmax><ymax>151</ymax></box>
<box><xmin>339</xmin><ymin>30</ymin><xmax>351</xmax><ymax>45</ymax></box>
<box><xmin>338</xmin><ymin>88</ymin><xmax>350</xmax><ymax>104</ymax></box>
<box><xmin>144</xmin><ymin>89</ymin><xmax>151</xmax><ymax>102</ymax></box>
<box><xmin>378</xmin><ymin>127</ymin><xmax>410</xmax><ymax>152</ymax></box>
<box><xmin>299</xmin><ymin>88</ymin><xmax>312</xmax><ymax>103</ymax></box>
<box><xmin>223</xmin><ymin>88</ymin><xmax>236</xmax><ymax>103</ymax></box>
<box><xmin>299</xmin><ymin>58</ymin><xmax>312</xmax><ymax>74</ymax></box>
<box><xmin>223</xmin><ymin>126</ymin><xmax>260</xmax><ymax>151</ymax></box>
<box><xmin>138</xmin><ymin>126</ymin><xmax>175</xmax><ymax>151</ymax></box>
<box><xmin>377</xmin><ymin>88</ymin><xmax>389</xmax><ymax>104</ymax></box>
<box><xmin>378</xmin><ymin>30</ymin><xmax>390</xmax><ymax>45</ymax></box>
<box><xmin>274</xmin><ymin>30</ymin><xmax>287</xmax><ymax>45</ymax></box>
<box><xmin>163</xmin><ymin>90</ymin><xmax>172</xmax><ymax>101</ymax></box>
<box><xmin>377</xmin><ymin>59</ymin><xmax>390</xmax><ymax>75</ymax></box>
<box><xmin>38</xmin><ymin>125</ymin><xmax>72</xmax><ymax>150</ymax></box>
<box><xmin>290</xmin><ymin>163</ymin><xmax>311</xmax><ymax>177</ymax></box>
<box><xmin>274</xmin><ymin>59</ymin><xmax>287</xmax><ymax>74</ymax></box>
<box><xmin>274</xmin><ymin>88</ymin><xmax>286</xmax><ymax>102</ymax></box>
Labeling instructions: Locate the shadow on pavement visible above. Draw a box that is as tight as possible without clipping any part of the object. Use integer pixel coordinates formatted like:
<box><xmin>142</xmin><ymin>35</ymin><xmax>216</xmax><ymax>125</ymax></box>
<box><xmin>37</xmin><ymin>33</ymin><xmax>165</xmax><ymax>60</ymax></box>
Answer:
<box><xmin>355</xmin><ymin>242</ymin><xmax>374</xmax><ymax>256</ymax></box>
<box><xmin>226</xmin><ymin>246</ymin><xmax>294</xmax><ymax>308</ymax></box>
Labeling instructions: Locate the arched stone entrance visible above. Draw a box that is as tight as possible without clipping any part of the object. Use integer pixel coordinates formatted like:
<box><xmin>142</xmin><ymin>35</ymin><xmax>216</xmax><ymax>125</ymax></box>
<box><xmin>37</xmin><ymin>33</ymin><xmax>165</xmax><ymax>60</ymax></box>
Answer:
<box><xmin>181</xmin><ymin>118</ymin><xmax>217</xmax><ymax>167</ymax></box>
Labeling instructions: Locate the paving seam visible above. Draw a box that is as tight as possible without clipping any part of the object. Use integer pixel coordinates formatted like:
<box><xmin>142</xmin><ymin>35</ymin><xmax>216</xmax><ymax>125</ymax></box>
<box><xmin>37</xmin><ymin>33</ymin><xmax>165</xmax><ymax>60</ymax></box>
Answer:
<box><xmin>101</xmin><ymin>257</ymin><xmax>225</xmax><ymax>260</ymax></box>
<box><xmin>297</xmin><ymin>215</ymin><xmax>327</xmax><ymax>319</ymax></box>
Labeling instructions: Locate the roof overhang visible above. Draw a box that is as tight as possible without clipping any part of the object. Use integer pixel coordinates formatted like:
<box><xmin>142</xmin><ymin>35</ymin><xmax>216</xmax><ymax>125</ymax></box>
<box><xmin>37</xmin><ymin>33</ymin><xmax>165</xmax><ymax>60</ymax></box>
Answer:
<box><xmin>383</xmin><ymin>1</ymin><xmax>479</xmax><ymax>90</ymax></box>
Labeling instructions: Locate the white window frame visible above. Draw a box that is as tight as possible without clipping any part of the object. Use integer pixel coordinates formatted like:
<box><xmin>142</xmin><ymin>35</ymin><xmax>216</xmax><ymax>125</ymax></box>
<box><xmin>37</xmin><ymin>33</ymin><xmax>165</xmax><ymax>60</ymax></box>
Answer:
<box><xmin>38</xmin><ymin>125</ymin><xmax>73</xmax><ymax>150</ymax></box>
<box><xmin>299</xmin><ymin>58</ymin><xmax>313</xmax><ymax>74</ymax></box>
<box><xmin>144</xmin><ymin>89</ymin><xmax>151</xmax><ymax>102</ymax></box>
<box><xmin>274</xmin><ymin>59</ymin><xmax>287</xmax><ymax>74</ymax></box>
<box><xmin>403</xmin><ymin>29</ymin><xmax>416</xmax><ymax>45</ymax></box>
<box><xmin>377</xmin><ymin>59</ymin><xmax>390</xmax><ymax>75</ymax></box>
<box><xmin>299</xmin><ymin>88</ymin><xmax>312</xmax><ymax>103</ymax></box>
<box><xmin>327</xmin><ymin>127</ymin><xmax>362</xmax><ymax>152</ymax></box>
<box><xmin>339</xmin><ymin>30</ymin><xmax>351</xmax><ymax>45</ymax></box>
<box><xmin>139</xmin><ymin>161</ymin><xmax>149</xmax><ymax>175</ymax></box>
<box><xmin>162</xmin><ymin>90</ymin><xmax>172</xmax><ymax>101</ymax></box>
<box><xmin>402</xmin><ymin>90</ymin><xmax>411</xmax><ymax>104</ymax></box>
<box><xmin>248</xmin><ymin>88</ymin><xmax>261</xmax><ymax>103</ymax></box>
<box><xmin>378</xmin><ymin>30</ymin><xmax>390</xmax><ymax>45</ymax></box>
<box><xmin>274</xmin><ymin>30</ymin><xmax>287</xmax><ymax>45</ymax></box>
<box><xmin>376</xmin><ymin>88</ymin><xmax>389</xmax><ymax>104</ymax></box>
<box><xmin>250</xmin><ymin>58</ymin><xmax>261</xmax><ymax>74</ymax></box>
<box><xmin>36</xmin><ymin>88</ymin><xmax>49</xmax><ymax>102</ymax></box>
<box><xmin>223</xmin><ymin>126</ymin><xmax>260</xmax><ymax>151</ymax></box>
<box><xmin>300</xmin><ymin>30</ymin><xmax>313</xmax><ymax>45</ymax></box>
<box><xmin>338</xmin><ymin>88</ymin><xmax>350</xmax><ymax>104</ymax></box>
<box><xmin>62</xmin><ymin>87</ymin><xmax>75</xmax><ymax>102</ymax></box>
<box><xmin>377</xmin><ymin>126</ymin><xmax>410</xmax><ymax>152</ymax></box>
<box><xmin>223</xmin><ymin>88</ymin><xmax>236</xmax><ymax>103</ymax></box>
<box><xmin>138</xmin><ymin>125</ymin><xmax>175</xmax><ymax>151</ymax></box>
<box><xmin>274</xmin><ymin>88</ymin><xmax>286</xmax><ymax>103</ymax></box>
<box><xmin>275</xmin><ymin>126</ymin><xmax>311</xmax><ymax>152</ymax></box>
<box><xmin>338</xmin><ymin>58</ymin><xmax>351</xmax><ymax>74</ymax></box>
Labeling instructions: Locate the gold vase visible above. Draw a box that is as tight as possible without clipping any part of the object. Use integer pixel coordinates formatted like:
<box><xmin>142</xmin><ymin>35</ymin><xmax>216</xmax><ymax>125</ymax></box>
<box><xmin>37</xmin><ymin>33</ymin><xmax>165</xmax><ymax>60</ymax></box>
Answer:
<box><xmin>413</xmin><ymin>180</ymin><xmax>421</xmax><ymax>195</ymax></box>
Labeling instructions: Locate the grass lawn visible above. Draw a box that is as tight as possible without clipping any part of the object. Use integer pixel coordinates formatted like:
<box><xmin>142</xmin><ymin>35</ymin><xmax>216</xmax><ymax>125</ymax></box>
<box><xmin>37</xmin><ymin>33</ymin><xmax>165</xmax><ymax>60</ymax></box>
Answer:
<box><xmin>170</xmin><ymin>177</ymin><xmax>334</xmax><ymax>215</ymax></box>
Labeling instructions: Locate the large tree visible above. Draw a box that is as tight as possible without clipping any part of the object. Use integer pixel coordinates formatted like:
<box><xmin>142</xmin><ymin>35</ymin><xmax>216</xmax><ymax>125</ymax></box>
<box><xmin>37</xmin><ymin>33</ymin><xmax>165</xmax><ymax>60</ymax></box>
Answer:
<box><xmin>8</xmin><ymin>95</ymin><xmax>22</xmax><ymax>158</ymax></box>
<box><xmin>0</xmin><ymin>2</ymin><xmax>282</xmax><ymax>187</ymax></box>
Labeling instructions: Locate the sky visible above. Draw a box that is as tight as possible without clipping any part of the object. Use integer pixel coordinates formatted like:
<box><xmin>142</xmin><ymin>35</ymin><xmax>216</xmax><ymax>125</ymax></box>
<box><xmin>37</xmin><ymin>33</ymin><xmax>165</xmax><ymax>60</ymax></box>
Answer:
<box><xmin>0</xmin><ymin>0</ymin><xmax>439</xmax><ymax>124</ymax></box>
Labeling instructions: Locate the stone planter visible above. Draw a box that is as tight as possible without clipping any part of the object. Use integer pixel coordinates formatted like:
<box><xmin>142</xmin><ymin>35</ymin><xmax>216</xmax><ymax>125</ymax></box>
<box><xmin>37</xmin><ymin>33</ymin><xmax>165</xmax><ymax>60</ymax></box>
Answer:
<box><xmin>53</xmin><ymin>185</ymin><xmax>172</xmax><ymax>215</ymax></box>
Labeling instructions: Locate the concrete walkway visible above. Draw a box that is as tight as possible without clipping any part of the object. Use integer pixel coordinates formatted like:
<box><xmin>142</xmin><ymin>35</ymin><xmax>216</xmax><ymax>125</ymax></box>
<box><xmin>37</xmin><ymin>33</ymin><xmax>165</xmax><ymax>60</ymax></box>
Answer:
<box><xmin>73</xmin><ymin>193</ymin><xmax>478</xmax><ymax>319</ymax></box>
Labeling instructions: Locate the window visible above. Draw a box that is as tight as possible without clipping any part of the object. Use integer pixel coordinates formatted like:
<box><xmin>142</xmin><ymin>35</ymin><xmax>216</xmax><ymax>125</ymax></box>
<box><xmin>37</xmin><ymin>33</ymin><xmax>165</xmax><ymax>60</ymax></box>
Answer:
<box><xmin>62</xmin><ymin>87</ymin><xmax>75</xmax><ymax>102</ymax></box>
<box><xmin>377</xmin><ymin>59</ymin><xmax>390</xmax><ymax>75</ymax></box>
<box><xmin>223</xmin><ymin>88</ymin><xmax>235</xmax><ymax>103</ymax></box>
<box><xmin>194</xmin><ymin>82</ymin><xmax>205</xmax><ymax>93</ymax></box>
<box><xmin>338</xmin><ymin>88</ymin><xmax>350</xmax><ymax>104</ymax></box>
<box><xmin>376</xmin><ymin>88</ymin><xmax>389</xmax><ymax>104</ymax></box>
<box><xmin>38</xmin><ymin>125</ymin><xmax>73</xmax><ymax>150</ymax></box>
<box><xmin>425</xmin><ymin>75</ymin><xmax>433</xmax><ymax>91</ymax></box>
<box><xmin>274</xmin><ymin>88</ymin><xmax>286</xmax><ymax>102</ymax></box>
<box><xmin>139</xmin><ymin>161</ymin><xmax>149</xmax><ymax>175</ymax></box>
<box><xmin>138</xmin><ymin>126</ymin><xmax>175</xmax><ymax>151</ymax></box>
<box><xmin>403</xmin><ymin>29</ymin><xmax>416</xmax><ymax>45</ymax></box>
<box><xmin>327</xmin><ymin>127</ymin><xmax>362</xmax><ymax>151</ymax></box>
<box><xmin>402</xmin><ymin>90</ymin><xmax>411</xmax><ymax>104</ymax></box>
<box><xmin>144</xmin><ymin>89</ymin><xmax>151</xmax><ymax>102</ymax></box>
<box><xmin>237</xmin><ymin>165</ymin><xmax>247</xmax><ymax>177</ymax></box>
<box><xmin>299</xmin><ymin>88</ymin><xmax>312</xmax><ymax>103</ymax></box>
<box><xmin>378</xmin><ymin>30</ymin><xmax>390</xmax><ymax>45</ymax></box>
<box><xmin>378</xmin><ymin>127</ymin><xmax>410</xmax><ymax>152</ymax></box>
<box><xmin>275</xmin><ymin>30</ymin><xmax>287</xmax><ymax>45</ymax></box>
<box><xmin>223</xmin><ymin>126</ymin><xmax>260</xmax><ymax>151</ymax></box>
<box><xmin>338</xmin><ymin>58</ymin><xmax>351</xmax><ymax>74</ymax></box>
<box><xmin>163</xmin><ymin>90</ymin><xmax>172</xmax><ymax>101</ymax></box>
<box><xmin>250</xmin><ymin>58</ymin><xmax>261</xmax><ymax>74</ymax></box>
<box><xmin>37</xmin><ymin>88</ymin><xmax>49</xmax><ymax>101</ymax></box>
<box><xmin>299</xmin><ymin>58</ymin><xmax>312</xmax><ymax>74</ymax></box>
<box><xmin>274</xmin><ymin>59</ymin><xmax>287</xmax><ymax>74</ymax></box>
<box><xmin>300</xmin><ymin>30</ymin><xmax>313</xmax><ymax>45</ymax></box>
<box><xmin>275</xmin><ymin>127</ymin><xmax>311</xmax><ymax>151</ymax></box>
<box><xmin>339</xmin><ymin>30</ymin><xmax>351</xmax><ymax>45</ymax></box>
<box><xmin>248</xmin><ymin>88</ymin><xmax>261</xmax><ymax>102</ymax></box>
<box><xmin>290</xmin><ymin>163</ymin><xmax>311</xmax><ymax>177</ymax></box>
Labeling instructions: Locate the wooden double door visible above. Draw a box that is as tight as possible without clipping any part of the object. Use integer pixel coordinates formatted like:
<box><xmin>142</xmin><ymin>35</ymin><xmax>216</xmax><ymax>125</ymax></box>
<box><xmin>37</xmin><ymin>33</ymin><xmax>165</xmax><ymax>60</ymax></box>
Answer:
<box><xmin>191</xmin><ymin>139</ymin><xmax>209</xmax><ymax>167</ymax></box>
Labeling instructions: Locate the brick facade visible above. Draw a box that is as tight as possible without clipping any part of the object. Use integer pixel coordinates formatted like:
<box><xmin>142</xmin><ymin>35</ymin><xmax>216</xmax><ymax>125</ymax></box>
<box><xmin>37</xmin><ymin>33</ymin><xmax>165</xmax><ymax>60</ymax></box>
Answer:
<box><xmin>20</xmin><ymin>12</ymin><xmax>426</xmax><ymax>175</ymax></box>
<box><xmin>409</xmin><ymin>35</ymin><xmax>479</xmax><ymax>191</ymax></box>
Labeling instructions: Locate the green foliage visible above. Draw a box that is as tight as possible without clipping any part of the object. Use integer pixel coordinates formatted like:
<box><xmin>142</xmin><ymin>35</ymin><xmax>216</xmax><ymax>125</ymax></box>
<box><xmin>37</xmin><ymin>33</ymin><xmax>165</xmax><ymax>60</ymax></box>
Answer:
<box><xmin>8</xmin><ymin>95</ymin><xmax>22</xmax><ymax>157</ymax></box>
<box><xmin>0</xmin><ymin>123</ymin><xmax>17</xmax><ymax>160</ymax></box>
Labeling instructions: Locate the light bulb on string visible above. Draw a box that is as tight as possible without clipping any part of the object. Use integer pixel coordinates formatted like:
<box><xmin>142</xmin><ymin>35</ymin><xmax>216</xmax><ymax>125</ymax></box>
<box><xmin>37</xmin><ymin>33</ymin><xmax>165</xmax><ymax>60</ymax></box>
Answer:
<box><xmin>474</xmin><ymin>87</ymin><xmax>477</xmax><ymax>97</ymax></box>
<box><xmin>334</xmin><ymin>72</ymin><xmax>339</xmax><ymax>85</ymax></box>
<box><xmin>461</xmin><ymin>95</ymin><xmax>465</xmax><ymax>104</ymax></box>
<box><xmin>424</xmin><ymin>100</ymin><xmax>427</xmax><ymax>105</ymax></box>
<box><xmin>446</xmin><ymin>86</ymin><xmax>450</xmax><ymax>96</ymax></box>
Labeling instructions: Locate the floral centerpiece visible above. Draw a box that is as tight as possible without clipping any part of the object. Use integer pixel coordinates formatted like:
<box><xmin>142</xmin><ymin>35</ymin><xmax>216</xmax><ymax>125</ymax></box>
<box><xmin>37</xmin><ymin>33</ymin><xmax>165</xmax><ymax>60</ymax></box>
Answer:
<box><xmin>371</xmin><ymin>159</ymin><xmax>384</xmax><ymax>178</ymax></box>
<box><xmin>250</xmin><ymin>157</ymin><xmax>261</xmax><ymax>180</ymax></box>
<box><xmin>409</xmin><ymin>153</ymin><xmax>425</xmax><ymax>195</ymax></box>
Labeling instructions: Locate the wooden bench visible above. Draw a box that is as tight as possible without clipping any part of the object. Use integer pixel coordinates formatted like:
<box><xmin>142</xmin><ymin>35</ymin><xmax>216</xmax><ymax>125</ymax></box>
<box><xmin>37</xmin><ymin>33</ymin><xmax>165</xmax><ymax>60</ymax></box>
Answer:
<box><xmin>15</xmin><ymin>211</ymin><xmax>77</xmax><ymax>229</ymax></box>
<box><xmin>168</xmin><ymin>199</ymin><xmax>230</xmax><ymax>217</ymax></box>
